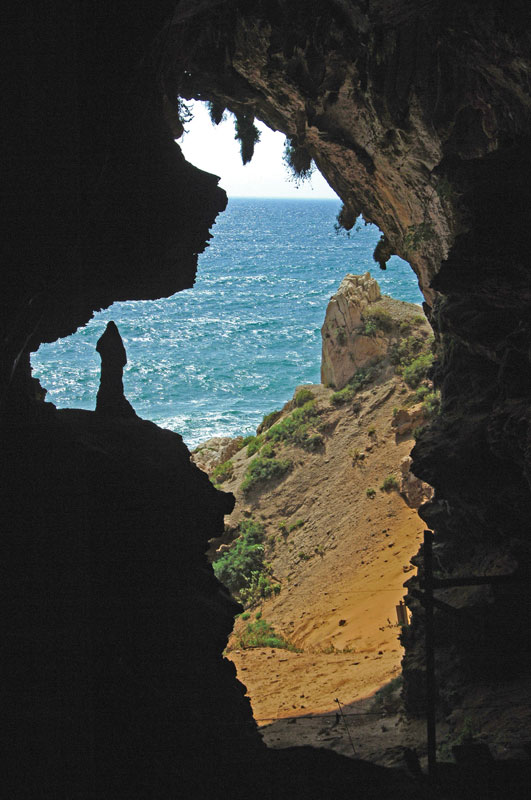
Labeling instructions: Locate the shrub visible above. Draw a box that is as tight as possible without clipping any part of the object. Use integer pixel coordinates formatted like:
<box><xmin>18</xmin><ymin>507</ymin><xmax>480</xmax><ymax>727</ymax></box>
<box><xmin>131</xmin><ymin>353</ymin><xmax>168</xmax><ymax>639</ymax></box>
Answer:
<box><xmin>403</xmin><ymin>353</ymin><xmax>433</xmax><ymax>388</ymax></box>
<box><xmin>331</xmin><ymin>366</ymin><xmax>375</xmax><ymax>404</ymax></box>
<box><xmin>380</xmin><ymin>475</ymin><xmax>399</xmax><ymax>492</ymax></box>
<box><xmin>258</xmin><ymin>409</ymin><xmax>282</xmax><ymax>433</ymax></box>
<box><xmin>211</xmin><ymin>460</ymin><xmax>233</xmax><ymax>484</ymax></box>
<box><xmin>294</xmin><ymin>388</ymin><xmax>315</xmax><ymax>407</ymax></box>
<box><xmin>241</xmin><ymin>455</ymin><xmax>292</xmax><ymax>494</ymax></box>
<box><xmin>236</xmin><ymin>619</ymin><xmax>298</xmax><ymax>651</ymax></box>
<box><xmin>368</xmin><ymin>427</ymin><xmax>376</xmax><ymax>436</ymax></box>
<box><xmin>413</xmin><ymin>315</ymin><xmax>426</xmax><ymax>325</ymax></box>
<box><xmin>260</xmin><ymin>442</ymin><xmax>276</xmax><ymax>458</ymax></box>
<box><xmin>414</xmin><ymin>385</ymin><xmax>430</xmax><ymax>401</ymax></box>
<box><xmin>246</xmin><ymin>434</ymin><xmax>264</xmax><ymax>457</ymax></box>
<box><xmin>240</xmin><ymin>612</ymin><xmax>250</xmax><ymax>621</ymax></box>
<box><xmin>364</xmin><ymin>308</ymin><xmax>394</xmax><ymax>333</ymax></box>
<box><xmin>265</xmin><ymin>401</ymin><xmax>321</xmax><ymax>450</ymax></box>
<box><xmin>298</xmin><ymin>551</ymin><xmax>310</xmax><ymax>561</ymax></box>
<box><xmin>362</xmin><ymin>319</ymin><xmax>378</xmax><ymax>337</ymax></box>
<box><xmin>239</xmin><ymin>571</ymin><xmax>282</xmax><ymax>607</ymax></box>
<box><xmin>337</xmin><ymin>329</ymin><xmax>347</xmax><ymax>346</ymax></box>
<box><xmin>366</xmin><ymin>487</ymin><xmax>376</xmax><ymax>498</ymax></box>
<box><xmin>413</xmin><ymin>425</ymin><xmax>426</xmax><ymax>440</ymax></box>
<box><xmin>287</xmin><ymin>519</ymin><xmax>305</xmax><ymax>533</ymax></box>
<box><xmin>422</xmin><ymin>391</ymin><xmax>440</xmax><ymax>417</ymax></box>
<box><xmin>213</xmin><ymin>519</ymin><xmax>265</xmax><ymax>597</ymax></box>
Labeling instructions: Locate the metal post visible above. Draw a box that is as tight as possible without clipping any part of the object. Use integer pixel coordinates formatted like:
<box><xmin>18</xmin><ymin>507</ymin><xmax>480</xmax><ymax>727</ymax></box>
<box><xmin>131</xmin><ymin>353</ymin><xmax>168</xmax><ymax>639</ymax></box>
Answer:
<box><xmin>424</xmin><ymin>529</ymin><xmax>437</xmax><ymax>779</ymax></box>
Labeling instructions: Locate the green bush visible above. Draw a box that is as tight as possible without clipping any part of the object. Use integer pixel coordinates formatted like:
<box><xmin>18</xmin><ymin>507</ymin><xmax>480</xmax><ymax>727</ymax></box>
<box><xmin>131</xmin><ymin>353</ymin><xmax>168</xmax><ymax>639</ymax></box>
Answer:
<box><xmin>239</xmin><ymin>571</ymin><xmax>281</xmax><ymax>607</ymax></box>
<box><xmin>380</xmin><ymin>475</ymin><xmax>399</xmax><ymax>492</ymax></box>
<box><xmin>362</xmin><ymin>319</ymin><xmax>378</xmax><ymax>337</ymax></box>
<box><xmin>213</xmin><ymin>519</ymin><xmax>265</xmax><ymax>597</ymax></box>
<box><xmin>363</xmin><ymin>308</ymin><xmax>394</xmax><ymax>333</ymax></box>
<box><xmin>331</xmin><ymin>367</ymin><xmax>375</xmax><ymax>404</ymax></box>
<box><xmin>287</xmin><ymin>519</ymin><xmax>305</xmax><ymax>533</ymax></box>
<box><xmin>265</xmin><ymin>401</ymin><xmax>321</xmax><ymax>450</ymax></box>
<box><xmin>236</xmin><ymin>619</ymin><xmax>298</xmax><ymax>651</ymax></box>
<box><xmin>258</xmin><ymin>409</ymin><xmax>282</xmax><ymax>432</ymax></box>
<box><xmin>241</xmin><ymin>455</ymin><xmax>292</xmax><ymax>494</ymax></box>
<box><xmin>211</xmin><ymin>459</ymin><xmax>233</xmax><ymax>484</ymax></box>
<box><xmin>294</xmin><ymin>388</ymin><xmax>315</xmax><ymax>407</ymax></box>
<box><xmin>422</xmin><ymin>391</ymin><xmax>440</xmax><ymax>417</ymax></box>
<box><xmin>246</xmin><ymin>434</ymin><xmax>264</xmax><ymax>457</ymax></box>
<box><xmin>414</xmin><ymin>385</ymin><xmax>430</xmax><ymax>401</ymax></box>
<box><xmin>402</xmin><ymin>353</ymin><xmax>433</xmax><ymax>388</ymax></box>
<box><xmin>366</xmin><ymin>487</ymin><xmax>376</xmax><ymax>499</ymax></box>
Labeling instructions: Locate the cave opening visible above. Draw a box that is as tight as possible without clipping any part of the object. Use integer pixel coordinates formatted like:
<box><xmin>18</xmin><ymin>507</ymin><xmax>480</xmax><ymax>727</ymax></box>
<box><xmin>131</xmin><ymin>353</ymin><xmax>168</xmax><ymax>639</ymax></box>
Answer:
<box><xmin>5</xmin><ymin>1</ymin><xmax>531</xmax><ymax>795</ymax></box>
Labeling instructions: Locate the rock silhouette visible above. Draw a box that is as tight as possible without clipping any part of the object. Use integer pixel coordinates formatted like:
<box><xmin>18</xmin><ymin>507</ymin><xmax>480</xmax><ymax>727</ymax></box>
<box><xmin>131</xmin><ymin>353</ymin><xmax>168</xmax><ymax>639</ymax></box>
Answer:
<box><xmin>95</xmin><ymin>321</ymin><xmax>136</xmax><ymax>418</ymax></box>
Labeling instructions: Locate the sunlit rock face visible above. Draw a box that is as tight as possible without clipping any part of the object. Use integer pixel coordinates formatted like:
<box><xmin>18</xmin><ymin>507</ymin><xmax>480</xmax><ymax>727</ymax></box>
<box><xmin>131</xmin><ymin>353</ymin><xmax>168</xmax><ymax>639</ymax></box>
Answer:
<box><xmin>321</xmin><ymin>273</ymin><xmax>386</xmax><ymax>389</ymax></box>
<box><xmin>167</xmin><ymin>0</ymin><xmax>531</xmax><ymax>712</ymax></box>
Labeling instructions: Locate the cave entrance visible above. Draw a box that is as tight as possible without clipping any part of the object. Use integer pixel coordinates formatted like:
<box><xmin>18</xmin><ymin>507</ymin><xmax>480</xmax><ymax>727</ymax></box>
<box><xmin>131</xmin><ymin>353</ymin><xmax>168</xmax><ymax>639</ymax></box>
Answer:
<box><xmin>31</xmin><ymin>105</ymin><xmax>430</xmax><ymax>763</ymax></box>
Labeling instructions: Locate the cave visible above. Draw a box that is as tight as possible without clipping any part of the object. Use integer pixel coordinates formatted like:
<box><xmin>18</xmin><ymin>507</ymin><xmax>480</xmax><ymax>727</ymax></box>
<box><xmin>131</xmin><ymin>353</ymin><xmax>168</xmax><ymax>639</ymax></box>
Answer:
<box><xmin>3</xmin><ymin>2</ymin><xmax>531</xmax><ymax>798</ymax></box>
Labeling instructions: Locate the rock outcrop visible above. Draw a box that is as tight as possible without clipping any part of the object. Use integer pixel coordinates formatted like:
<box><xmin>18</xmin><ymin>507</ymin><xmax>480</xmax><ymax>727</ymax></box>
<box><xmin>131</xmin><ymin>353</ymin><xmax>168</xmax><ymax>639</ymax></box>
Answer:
<box><xmin>321</xmin><ymin>272</ymin><xmax>387</xmax><ymax>389</ymax></box>
<box><xmin>192</xmin><ymin>435</ymin><xmax>244</xmax><ymax>473</ymax></box>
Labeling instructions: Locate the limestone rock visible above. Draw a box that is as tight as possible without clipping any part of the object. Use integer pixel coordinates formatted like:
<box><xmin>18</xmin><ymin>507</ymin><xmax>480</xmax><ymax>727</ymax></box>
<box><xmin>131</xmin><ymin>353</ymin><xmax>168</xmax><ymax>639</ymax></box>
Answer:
<box><xmin>192</xmin><ymin>435</ymin><xmax>244</xmax><ymax>473</ymax></box>
<box><xmin>400</xmin><ymin>456</ymin><xmax>433</xmax><ymax>509</ymax></box>
<box><xmin>391</xmin><ymin>404</ymin><xmax>427</xmax><ymax>437</ymax></box>
<box><xmin>321</xmin><ymin>273</ymin><xmax>387</xmax><ymax>390</ymax></box>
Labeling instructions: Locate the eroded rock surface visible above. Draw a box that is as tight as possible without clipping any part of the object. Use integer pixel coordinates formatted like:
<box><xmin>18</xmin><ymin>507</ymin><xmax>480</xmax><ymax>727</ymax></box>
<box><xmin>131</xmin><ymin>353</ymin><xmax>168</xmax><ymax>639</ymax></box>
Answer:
<box><xmin>321</xmin><ymin>272</ymin><xmax>386</xmax><ymax>388</ymax></box>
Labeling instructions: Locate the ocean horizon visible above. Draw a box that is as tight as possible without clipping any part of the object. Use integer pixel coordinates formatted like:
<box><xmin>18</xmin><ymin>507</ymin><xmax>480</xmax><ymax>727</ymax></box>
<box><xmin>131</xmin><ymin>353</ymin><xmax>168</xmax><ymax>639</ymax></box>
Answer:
<box><xmin>32</xmin><ymin>198</ymin><xmax>422</xmax><ymax>449</ymax></box>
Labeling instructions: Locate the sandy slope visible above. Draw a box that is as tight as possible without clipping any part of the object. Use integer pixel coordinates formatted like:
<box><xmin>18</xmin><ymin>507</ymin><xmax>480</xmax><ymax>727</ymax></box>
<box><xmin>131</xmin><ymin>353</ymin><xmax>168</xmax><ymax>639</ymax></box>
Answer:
<box><xmin>219</xmin><ymin>374</ymin><xmax>426</xmax><ymax>736</ymax></box>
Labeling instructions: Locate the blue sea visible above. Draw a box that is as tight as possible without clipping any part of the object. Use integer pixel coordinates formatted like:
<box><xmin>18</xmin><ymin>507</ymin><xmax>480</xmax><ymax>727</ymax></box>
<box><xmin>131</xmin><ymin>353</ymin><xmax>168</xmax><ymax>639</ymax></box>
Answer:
<box><xmin>32</xmin><ymin>198</ymin><xmax>422</xmax><ymax>448</ymax></box>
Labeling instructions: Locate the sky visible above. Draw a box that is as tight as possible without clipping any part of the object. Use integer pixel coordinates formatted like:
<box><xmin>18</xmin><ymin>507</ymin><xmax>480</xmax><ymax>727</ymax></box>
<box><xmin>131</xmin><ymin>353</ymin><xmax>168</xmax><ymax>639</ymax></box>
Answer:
<box><xmin>178</xmin><ymin>101</ymin><xmax>338</xmax><ymax>199</ymax></box>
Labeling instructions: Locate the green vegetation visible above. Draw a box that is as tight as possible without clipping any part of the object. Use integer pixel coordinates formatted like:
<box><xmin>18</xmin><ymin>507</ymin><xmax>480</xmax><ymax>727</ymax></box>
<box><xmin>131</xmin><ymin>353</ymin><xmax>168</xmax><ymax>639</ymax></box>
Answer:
<box><xmin>240</xmin><ymin>612</ymin><xmax>250</xmax><ymax>621</ymax></box>
<box><xmin>366</xmin><ymin>487</ymin><xmax>376</xmax><ymax>499</ymax></box>
<box><xmin>422</xmin><ymin>390</ymin><xmax>441</xmax><ymax>417</ymax></box>
<box><xmin>211</xmin><ymin>459</ymin><xmax>234</xmax><ymax>484</ymax></box>
<box><xmin>213</xmin><ymin>519</ymin><xmax>281</xmax><ymax>607</ymax></box>
<box><xmin>259</xmin><ymin>409</ymin><xmax>282</xmax><ymax>432</ymax></box>
<box><xmin>403</xmin><ymin>353</ymin><xmax>433</xmax><ymax>388</ymax></box>
<box><xmin>413</xmin><ymin>315</ymin><xmax>426</xmax><ymax>325</ymax></box>
<box><xmin>245</xmin><ymin>434</ymin><xmax>264</xmax><ymax>457</ymax></box>
<box><xmin>283</xmin><ymin>138</ymin><xmax>315</xmax><ymax>184</ymax></box>
<box><xmin>363</xmin><ymin>308</ymin><xmax>394</xmax><ymax>335</ymax></box>
<box><xmin>235</xmin><ymin>618</ymin><xmax>299</xmax><ymax>651</ymax></box>
<box><xmin>265</xmin><ymin>400</ymin><xmax>322</xmax><ymax>451</ymax></box>
<box><xmin>337</xmin><ymin>329</ymin><xmax>347</xmax><ymax>346</ymax></box>
<box><xmin>414</xmin><ymin>384</ymin><xmax>431</xmax><ymax>401</ymax></box>
<box><xmin>241</xmin><ymin>453</ymin><xmax>292</xmax><ymax>494</ymax></box>
<box><xmin>331</xmin><ymin>366</ymin><xmax>375</xmax><ymax>404</ymax></box>
<box><xmin>368</xmin><ymin>426</ymin><xmax>376</xmax><ymax>436</ymax></box>
<box><xmin>298</xmin><ymin>551</ymin><xmax>310</xmax><ymax>561</ymax></box>
<box><xmin>287</xmin><ymin>519</ymin><xmax>305</xmax><ymax>533</ymax></box>
<box><xmin>380</xmin><ymin>475</ymin><xmax>399</xmax><ymax>492</ymax></box>
<box><xmin>413</xmin><ymin>425</ymin><xmax>426</xmax><ymax>440</ymax></box>
<box><xmin>234</xmin><ymin>113</ymin><xmax>261</xmax><ymax>165</ymax></box>
<box><xmin>294</xmin><ymin>388</ymin><xmax>315</xmax><ymax>407</ymax></box>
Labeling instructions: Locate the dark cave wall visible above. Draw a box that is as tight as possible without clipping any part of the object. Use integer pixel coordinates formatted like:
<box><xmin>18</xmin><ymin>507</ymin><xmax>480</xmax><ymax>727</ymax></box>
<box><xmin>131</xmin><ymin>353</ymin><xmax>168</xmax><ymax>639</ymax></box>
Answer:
<box><xmin>165</xmin><ymin>0</ymin><xmax>531</xmax><ymax>711</ymax></box>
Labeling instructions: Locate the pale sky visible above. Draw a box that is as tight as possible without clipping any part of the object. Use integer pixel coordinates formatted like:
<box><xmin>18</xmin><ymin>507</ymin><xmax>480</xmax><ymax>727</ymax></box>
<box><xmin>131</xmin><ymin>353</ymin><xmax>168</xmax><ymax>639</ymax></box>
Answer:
<box><xmin>178</xmin><ymin>101</ymin><xmax>338</xmax><ymax>199</ymax></box>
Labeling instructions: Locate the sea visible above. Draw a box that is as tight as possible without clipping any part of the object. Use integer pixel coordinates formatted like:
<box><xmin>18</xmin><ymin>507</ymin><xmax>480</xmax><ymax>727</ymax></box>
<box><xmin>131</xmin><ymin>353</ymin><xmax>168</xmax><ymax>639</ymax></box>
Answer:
<box><xmin>32</xmin><ymin>198</ymin><xmax>422</xmax><ymax>449</ymax></box>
